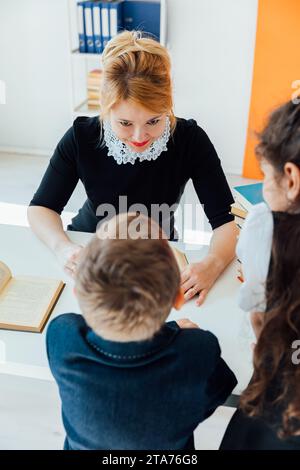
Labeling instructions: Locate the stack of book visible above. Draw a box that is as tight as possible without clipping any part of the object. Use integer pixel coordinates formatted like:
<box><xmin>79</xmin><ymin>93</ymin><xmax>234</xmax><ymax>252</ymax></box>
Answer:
<box><xmin>231</xmin><ymin>182</ymin><xmax>264</xmax><ymax>229</ymax></box>
<box><xmin>87</xmin><ymin>69</ymin><xmax>103</xmax><ymax>109</ymax></box>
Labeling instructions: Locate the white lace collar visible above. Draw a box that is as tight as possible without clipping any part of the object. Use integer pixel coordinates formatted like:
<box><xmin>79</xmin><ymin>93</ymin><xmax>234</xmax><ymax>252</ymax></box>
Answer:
<box><xmin>103</xmin><ymin>116</ymin><xmax>170</xmax><ymax>165</ymax></box>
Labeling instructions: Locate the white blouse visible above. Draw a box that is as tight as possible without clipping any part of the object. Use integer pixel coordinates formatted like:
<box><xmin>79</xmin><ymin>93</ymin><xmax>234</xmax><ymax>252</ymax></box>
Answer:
<box><xmin>236</xmin><ymin>202</ymin><xmax>274</xmax><ymax>313</ymax></box>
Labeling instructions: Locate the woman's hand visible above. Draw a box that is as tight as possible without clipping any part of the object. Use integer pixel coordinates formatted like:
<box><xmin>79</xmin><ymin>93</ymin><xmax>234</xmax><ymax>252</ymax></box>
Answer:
<box><xmin>180</xmin><ymin>254</ymin><xmax>223</xmax><ymax>306</ymax></box>
<box><xmin>180</xmin><ymin>221</ymin><xmax>238</xmax><ymax>306</ymax></box>
<box><xmin>55</xmin><ymin>242</ymin><xmax>84</xmax><ymax>278</ymax></box>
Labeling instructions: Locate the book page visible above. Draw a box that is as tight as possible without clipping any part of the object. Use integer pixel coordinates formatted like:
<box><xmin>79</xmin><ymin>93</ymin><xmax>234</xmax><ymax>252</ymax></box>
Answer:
<box><xmin>171</xmin><ymin>247</ymin><xmax>188</xmax><ymax>271</ymax></box>
<box><xmin>0</xmin><ymin>277</ymin><xmax>62</xmax><ymax>328</ymax></box>
<box><xmin>0</xmin><ymin>261</ymin><xmax>12</xmax><ymax>292</ymax></box>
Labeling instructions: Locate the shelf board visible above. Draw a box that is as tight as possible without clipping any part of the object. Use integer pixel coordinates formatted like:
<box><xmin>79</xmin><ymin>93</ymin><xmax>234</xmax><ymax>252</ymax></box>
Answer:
<box><xmin>71</xmin><ymin>49</ymin><xmax>102</xmax><ymax>59</ymax></box>
<box><xmin>73</xmin><ymin>100</ymin><xmax>100</xmax><ymax>117</ymax></box>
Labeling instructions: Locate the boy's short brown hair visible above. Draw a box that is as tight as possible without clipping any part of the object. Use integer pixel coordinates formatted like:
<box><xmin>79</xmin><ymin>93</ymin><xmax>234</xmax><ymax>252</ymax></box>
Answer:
<box><xmin>75</xmin><ymin>214</ymin><xmax>180</xmax><ymax>342</ymax></box>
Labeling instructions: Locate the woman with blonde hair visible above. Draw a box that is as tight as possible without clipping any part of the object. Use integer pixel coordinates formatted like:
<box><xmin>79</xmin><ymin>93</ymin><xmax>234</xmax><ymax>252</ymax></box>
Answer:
<box><xmin>28</xmin><ymin>31</ymin><xmax>238</xmax><ymax>305</ymax></box>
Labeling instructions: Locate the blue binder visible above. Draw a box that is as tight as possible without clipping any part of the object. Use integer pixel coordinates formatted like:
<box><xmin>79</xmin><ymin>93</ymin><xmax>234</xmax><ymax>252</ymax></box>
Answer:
<box><xmin>101</xmin><ymin>1</ymin><xmax>110</xmax><ymax>49</ymax></box>
<box><xmin>85</xmin><ymin>1</ymin><xmax>95</xmax><ymax>53</ymax></box>
<box><xmin>77</xmin><ymin>1</ymin><xmax>87</xmax><ymax>52</ymax></box>
<box><xmin>93</xmin><ymin>1</ymin><xmax>103</xmax><ymax>53</ymax></box>
<box><xmin>109</xmin><ymin>1</ymin><xmax>124</xmax><ymax>40</ymax></box>
<box><xmin>123</xmin><ymin>0</ymin><xmax>160</xmax><ymax>41</ymax></box>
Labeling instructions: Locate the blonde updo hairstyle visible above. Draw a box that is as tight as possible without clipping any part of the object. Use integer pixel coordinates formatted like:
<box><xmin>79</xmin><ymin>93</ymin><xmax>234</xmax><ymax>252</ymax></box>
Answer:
<box><xmin>99</xmin><ymin>30</ymin><xmax>176</xmax><ymax>132</ymax></box>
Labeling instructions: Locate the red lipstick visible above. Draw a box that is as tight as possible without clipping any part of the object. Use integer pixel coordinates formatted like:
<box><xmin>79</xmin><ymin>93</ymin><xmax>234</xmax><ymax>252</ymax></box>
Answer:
<box><xmin>131</xmin><ymin>139</ymin><xmax>150</xmax><ymax>147</ymax></box>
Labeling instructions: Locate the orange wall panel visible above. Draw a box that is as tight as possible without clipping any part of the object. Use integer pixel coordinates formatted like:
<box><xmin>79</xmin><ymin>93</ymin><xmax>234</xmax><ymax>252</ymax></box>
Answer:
<box><xmin>243</xmin><ymin>0</ymin><xmax>300</xmax><ymax>179</ymax></box>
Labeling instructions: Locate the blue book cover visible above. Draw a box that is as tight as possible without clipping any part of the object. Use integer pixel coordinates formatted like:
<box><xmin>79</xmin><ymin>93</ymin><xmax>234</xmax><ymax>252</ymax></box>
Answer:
<box><xmin>123</xmin><ymin>0</ymin><xmax>160</xmax><ymax>41</ymax></box>
<box><xmin>233</xmin><ymin>182</ymin><xmax>264</xmax><ymax>210</ymax></box>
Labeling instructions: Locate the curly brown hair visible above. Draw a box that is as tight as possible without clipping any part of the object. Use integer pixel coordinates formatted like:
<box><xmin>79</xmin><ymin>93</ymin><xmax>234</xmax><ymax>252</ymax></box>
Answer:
<box><xmin>240</xmin><ymin>100</ymin><xmax>300</xmax><ymax>438</ymax></box>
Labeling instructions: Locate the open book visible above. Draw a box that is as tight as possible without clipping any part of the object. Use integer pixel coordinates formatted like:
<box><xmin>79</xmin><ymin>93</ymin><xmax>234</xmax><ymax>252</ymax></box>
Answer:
<box><xmin>171</xmin><ymin>246</ymin><xmax>189</xmax><ymax>271</ymax></box>
<box><xmin>0</xmin><ymin>261</ymin><xmax>65</xmax><ymax>333</ymax></box>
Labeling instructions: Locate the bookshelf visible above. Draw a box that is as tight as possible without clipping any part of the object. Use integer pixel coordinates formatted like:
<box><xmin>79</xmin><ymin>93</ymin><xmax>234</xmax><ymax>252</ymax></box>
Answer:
<box><xmin>71</xmin><ymin>49</ymin><xmax>102</xmax><ymax>58</ymax></box>
<box><xmin>68</xmin><ymin>0</ymin><xmax>101</xmax><ymax>119</ymax></box>
<box><xmin>67</xmin><ymin>0</ymin><xmax>167</xmax><ymax>120</ymax></box>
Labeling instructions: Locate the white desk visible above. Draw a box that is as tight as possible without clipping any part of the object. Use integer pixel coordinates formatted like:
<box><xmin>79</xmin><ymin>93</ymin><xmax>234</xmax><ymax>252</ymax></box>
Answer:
<box><xmin>0</xmin><ymin>224</ymin><xmax>254</xmax><ymax>393</ymax></box>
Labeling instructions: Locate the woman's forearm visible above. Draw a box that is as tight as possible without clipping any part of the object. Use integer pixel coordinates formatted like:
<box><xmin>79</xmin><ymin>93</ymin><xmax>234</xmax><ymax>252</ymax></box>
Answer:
<box><xmin>27</xmin><ymin>206</ymin><xmax>72</xmax><ymax>253</ymax></box>
<box><xmin>207</xmin><ymin>221</ymin><xmax>239</xmax><ymax>276</ymax></box>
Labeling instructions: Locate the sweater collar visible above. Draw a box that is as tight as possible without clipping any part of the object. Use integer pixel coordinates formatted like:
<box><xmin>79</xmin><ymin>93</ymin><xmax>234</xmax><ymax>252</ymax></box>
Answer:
<box><xmin>85</xmin><ymin>321</ymin><xmax>179</xmax><ymax>362</ymax></box>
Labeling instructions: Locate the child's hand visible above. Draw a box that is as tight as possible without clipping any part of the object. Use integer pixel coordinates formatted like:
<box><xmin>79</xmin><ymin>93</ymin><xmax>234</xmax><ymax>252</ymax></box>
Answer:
<box><xmin>176</xmin><ymin>318</ymin><xmax>199</xmax><ymax>329</ymax></box>
<box><xmin>56</xmin><ymin>242</ymin><xmax>83</xmax><ymax>278</ymax></box>
<box><xmin>237</xmin><ymin>262</ymin><xmax>244</xmax><ymax>283</ymax></box>
<box><xmin>250</xmin><ymin>311</ymin><xmax>264</xmax><ymax>340</ymax></box>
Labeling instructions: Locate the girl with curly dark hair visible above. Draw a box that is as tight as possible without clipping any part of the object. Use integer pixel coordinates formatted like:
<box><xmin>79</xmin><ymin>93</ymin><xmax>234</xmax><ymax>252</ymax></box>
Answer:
<box><xmin>221</xmin><ymin>99</ymin><xmax>300</xmax><ymax>449</ymax></box>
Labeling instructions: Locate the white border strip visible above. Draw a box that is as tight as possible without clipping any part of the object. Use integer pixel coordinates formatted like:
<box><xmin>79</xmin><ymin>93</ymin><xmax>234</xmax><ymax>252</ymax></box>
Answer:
<box><xmin>0</xmin><ymin>147</ymin><xmax>52</xmax><ymax>157</ymax></box>
<box><xmin>0</xmin><ymin>361</ymin><xmax>54</xmax><ymax>381</ymax></box>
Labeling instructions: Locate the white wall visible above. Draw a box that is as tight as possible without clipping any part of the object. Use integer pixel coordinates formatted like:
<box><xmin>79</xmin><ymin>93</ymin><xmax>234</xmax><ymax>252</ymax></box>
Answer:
<box><xmin>0</xmin><ymin>0</ymin><xmax>72</xmax><ymax>155</ymax></box>
<box><xmin>0</xmin><ymin>0</ymin><xmax>258</xmax><ymax>173</ymax></box>
<box><xmin>168</xmin><ymin>0</ymin><xmax>258</xmax><ymax>173</ymax></box>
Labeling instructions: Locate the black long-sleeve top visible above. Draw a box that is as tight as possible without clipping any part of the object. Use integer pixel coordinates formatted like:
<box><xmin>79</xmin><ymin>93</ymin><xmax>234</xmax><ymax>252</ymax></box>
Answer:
<box><xmin>30</xmin><ymin>116</ymin><xmax>234</xmax><ymax>237</ymax></box>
